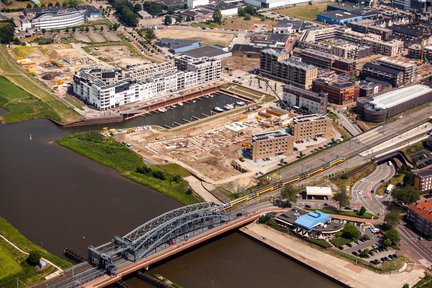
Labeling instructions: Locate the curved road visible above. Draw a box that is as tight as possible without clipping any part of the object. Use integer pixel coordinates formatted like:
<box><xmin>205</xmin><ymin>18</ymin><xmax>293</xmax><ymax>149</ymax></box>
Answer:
<box><xmin>351</xmin><ymin>163</ymin><xmax>395</xmax><ymax>217</ymax></box>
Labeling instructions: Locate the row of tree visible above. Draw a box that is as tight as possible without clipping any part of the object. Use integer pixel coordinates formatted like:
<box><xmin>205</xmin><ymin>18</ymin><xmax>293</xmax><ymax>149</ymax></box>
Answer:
<box><xmin>0</xmin><ymin>24</ymin><xmax>13</xmax><ymax>44</ymax></box>
<box><xmin>25</xmin><ymin>0</ymin><xmax>78</xmax><ymax>9</ymax></box>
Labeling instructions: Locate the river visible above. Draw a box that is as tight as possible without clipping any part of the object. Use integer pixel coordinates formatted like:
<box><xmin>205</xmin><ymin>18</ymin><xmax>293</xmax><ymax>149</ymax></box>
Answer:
<box><xmin>0</xmin><ymin>100</ymin><xmax>342</xmax><ymax>287</ymax></box>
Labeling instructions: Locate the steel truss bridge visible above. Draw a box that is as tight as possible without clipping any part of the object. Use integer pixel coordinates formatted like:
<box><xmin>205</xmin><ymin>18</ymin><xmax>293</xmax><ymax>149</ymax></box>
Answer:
<box><xmin>34</xmin><ymin>202</ymin><xmax>239</xmax><ymax>288</ymax></box>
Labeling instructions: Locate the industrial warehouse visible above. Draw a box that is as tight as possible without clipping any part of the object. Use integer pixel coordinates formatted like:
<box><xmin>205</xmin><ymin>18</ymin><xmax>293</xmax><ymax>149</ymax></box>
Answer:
<box><xmin>356</xmin><ymin>85</ymin><xmax>432</xmax><ymax>122</ymax></box>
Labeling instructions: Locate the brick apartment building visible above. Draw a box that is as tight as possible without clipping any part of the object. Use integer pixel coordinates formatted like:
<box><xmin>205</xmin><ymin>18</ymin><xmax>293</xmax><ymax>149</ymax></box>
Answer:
<box><xmin>407</xmin><ymin>200</ymin><xmax>432</xmax><ymax>237</ymax></box>
<box><xmin>251</xmin><ymin>130</ymin><xmax>294</xmax><ymax>160</ymax></box>
<box><xmin>292</xmin><ymin>114</ymin><xmax>332</xmax><ymax>141</ymax></box>
<box><xmin>312</xmin><ymin>77</ymin><xmax>359</xmax><ymax>105</ymax></box>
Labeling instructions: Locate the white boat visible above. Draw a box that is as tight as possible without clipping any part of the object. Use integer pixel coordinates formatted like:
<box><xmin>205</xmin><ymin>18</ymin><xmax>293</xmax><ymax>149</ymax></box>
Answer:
<box><xmin>223</xmin><ymin>104</ymin><xmax>234</xmax><ymax>110</ymax></box>
<box><xmin>214</xmin><ymin>107</ymin><xmax>223</xmax><ymax>112</ymax></box>
<box><xmin>192</xmin><ymin>100</ymin><xmax>197</xmax><ymax>103</ymax></box>
<box><xmin>178</xmin><ymin>102</ymin><xmax>184</xmax><ymax>106</ymax></box>
<box><xmin>157</xmin><ymin>108</ymin><xmax>167</xmax><ymax>113</ymax></box>
<box><xmin>236</xmin><ymin>101</ymin><xmax>245</xmax><ymax>106</ymax></box>
<box><xmin>171</xmin><ymin>104</ymin><xmax>177</xmax><ymax>108</ymax></box>
<box><xmin>209</xmin><ymin>94</ymin><xmax>214</xmax><ymax>98</ymax></box>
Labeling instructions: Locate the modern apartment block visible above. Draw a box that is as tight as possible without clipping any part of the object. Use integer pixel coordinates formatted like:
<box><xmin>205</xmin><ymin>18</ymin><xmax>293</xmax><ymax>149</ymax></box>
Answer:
<box><xmin>175</xmin><ymin>55</ymin><xmax>221</xmax><ymax>85</ymax></box>
<box><xmin>408</xmin><ymin>44</ymin><xmax>432</xmax><ymax>63</ymax></box>
<box><xmin>73</xmin><ymin>57</ymin><xmax>221</xmax><ymax>110</ymax></box>
<box><xmin>377</xmin><ymin>57</ymin><xmax>416</xmax><ymax>84</ymax></box>
<box><xmin>360</xmin><ymin>62</ymin><xmax>404</xmax><ymax>87</ymax></box>
<box><xmin>260</xmin><ymin>49</ymin><xmax>290</xmax><ymax>75</ymax></box>
<box><xmin>293</xmin><ymin>48</ymin><xmax>338</xmax><ymax>69</ymax></box>
<box><xmin>260</xmin><ymin>49</ymin><xmax>318</xmax><ymax>89</ymax></box>
<box><xmin>414</xmin><ymin>169</ymin><xmax>432</xmax><ymax>191</ymax></box>
<box><xmin>346</xmin><ymin>20</ymin><xmax>393</xmax><ymax>41</ymax></box>
<box><xmin>299</xmin><ymin>26</ymin><xmax>404</xmax><ymax>58</ymax></box>
<box><xmin>406</xmin><ymin>200</ymin><xmax>432</xmax><ymax>237</ymax></box>
<box><xmin>283</xmin><ymin>85</ymin><xmax>328</xmax><ymax>114</ymax></box>
<box><xmin>312</xmin><ymin>77</ymin><xmax>358</xmax><ymax>105</ymax></box>
<box><xmin>251</xmin><ymin>130</ymin><xmax>294</xmax><ymax>160</ymax></box>
<box><xmin>292</xmin><ymin>114</ymin><xmax>332</xmax><ymax>141</ymax></box>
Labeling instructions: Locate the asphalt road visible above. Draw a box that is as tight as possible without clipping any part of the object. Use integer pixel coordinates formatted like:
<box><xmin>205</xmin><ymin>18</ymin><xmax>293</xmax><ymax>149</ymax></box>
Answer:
<box><xmin>276</xmin><ymin>106</ymin><xmax>432</xmax><ymax>181</ymax></box>
<box><xmin>398</xmin><ymin>221</ymin><xmax>432</xmax><ymax>265</ymax></box>
<box><xmin>351</xmin><ymin>163</ymin><xmax>395</xmax><ymax>217</ymax></box>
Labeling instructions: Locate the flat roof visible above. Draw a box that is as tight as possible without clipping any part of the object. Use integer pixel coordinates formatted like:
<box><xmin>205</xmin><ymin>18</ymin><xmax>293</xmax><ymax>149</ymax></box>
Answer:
<box><xmin>294</xmin><ymin>210</ymin><xmax>331</xmax><ymax>230</ymax></box>
<box><xmin>252</xmin><ymin>130</ymin><xmax>290</xmax><ymax>141</ymax></box>
<box><xmin>306</xmin><ymin>186</ymin><xmax>333</xmax><ymax>196</ymax></box>
<box><xmin>370</xmin><ymin>84</ymin><xmax>432</xmax><ymax>110</ymax></box>
<box><xmin>181</xmin><ymin>46</ymin><xmax>228</xmax><ymax>58</ymax></box>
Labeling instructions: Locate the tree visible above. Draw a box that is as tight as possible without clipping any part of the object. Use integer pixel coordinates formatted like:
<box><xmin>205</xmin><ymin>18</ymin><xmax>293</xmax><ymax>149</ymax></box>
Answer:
<box><xmin>41</xmin><ymin>28</ymin><xmax>46</xmax><ymax>34</ymax></box>
<box><xmin>65</xmin><ymin>27</ymin><xmax>69</xmax><ymax>33</ymax></box>
<box><xmin>144</xmin><ymin>29</ymin><xmax>156</xmax><ymax>42</ymax></box>
<box><xmin>134</xmin><ymin>3</ymin><xmax>142</xmax><ymax>12</ymax></box>
<box><xmin>100</xmin><ymin>26</ymin><xmax>104</xmax><ymax>31</ymax></box>
<box><xmin>384</xmin><ymin>228</ymin><xmax>400</xmax><ymax>246</ymax></box>
<box><xmin>27</xmin><ymin>3</ymin><xmax>32</xmax><ymax>8</ymax></box>
<box><xmin>186</xmin><ymin>15</ymin><xmax>192</xmax><ymax>22</ymax></box>
<box><xmin>340</xmin><ymin>173</ymin><xmax>348</xmax><ymax>179</ymax></box>
<box><xmin>114</xmin><ymin>1</ymin><xmax>139</xmax><ymax>27</ymax></box>
<box><xmin>41</xmin><ymin>3</ymin><xmax>46</xmax><ymax>7</ymax></box>
<box><xmin>358</xmin><ymin>206</ymin><xmax>366</xmax><ymax>216</ymax></box>
<box><xmin>333</xmin><ymin>190</ymin><xmax>349</xmax><ymax>211</ymax></box>
<box><xmin>33</xmin><ymin>3</ymin><xmax>39</xmax><ymax>8</ymax></box>
<box><xmin>167</xmin><ymin>7</ymin><xmax>175</xmax><ymax>15</ymax></box>
<box><xmin>72</xmin><ymin>27</ymin><xmax>76</xmax><ymax>33</ymax></box>
<box><xmin>143</xmin><ymin>2</ymin><xmax>162</xmax><ymax>16</ymax></box>
<box><xmin>213</xmin><ymin>7</ymin><xmax>222</xmax><ymax>24</ymax></box>
<box><xmin>0</xmin><ymin>24</ymin><xmax>14</xmax><ymax>44</ymax></box>
<box><xmin>384</xmin><ymin>208</ymin><xmax>401</xmax><ymax>228</ymax></box>
<box><xmin>26</xmin><ymin>251</ymin><xmax>41</xmax><ymax>266</ymax></box>
<box><xmin>238</xmin><ymin>8</ymin><xmax>246</xmax><ymax>16</ymax></box>
<box><xmin>55</xmin><ymin>1</ymin><xmax>60</xmax><ymax>6</ymax></box>
<box><xmin>244</xmin><ymin>6</ymin><xmax>257</xmax><ymax>16</ymax></box>
<box><xmin>176</xmin><ymin>14</ymin><xmax>182</xmax><ymax>24</ymax></box>
<box><xmin>342</xmin><ymin>223</ymin><xmax>360</xmax><ymax>240</ymax></box>
<box><xmin>164</xmin><ymin>15</ymin><xmax>172</xmax><ymax>25</ymax></box>
<box><xmin>48</xmin><ymin>2</ymin><xmax>53</xmax><ymax>7</ymax></box>
<box><xmin>85</xmin><ymin>26</ymin><xmax>89</xmax><ymax>32</ymax></box>
<box><xmin>281</xmin><ymin>185</ymin><xmax>297</xmax><ymax>203</ymax></box>
<box><xmin>402</xmin><ymin>284</ymin><xmax>409</xmax><ymax>288</ymax></box>
<box><xmin>392</xmin><ymin>185</ymin><xmax>421</xmax><ymax>205</ymax></box>
<box><xmin>403</xmin><ymin>171</ymin><xmax>415</xmax><ymax>186</ymax></box>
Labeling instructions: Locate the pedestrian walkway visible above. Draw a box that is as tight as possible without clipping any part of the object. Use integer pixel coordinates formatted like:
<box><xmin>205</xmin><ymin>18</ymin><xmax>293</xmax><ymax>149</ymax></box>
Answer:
<box><xmin>329</xmin><ymin>214</ymin><xmax>381</xmax><ymax>225</ymax></box>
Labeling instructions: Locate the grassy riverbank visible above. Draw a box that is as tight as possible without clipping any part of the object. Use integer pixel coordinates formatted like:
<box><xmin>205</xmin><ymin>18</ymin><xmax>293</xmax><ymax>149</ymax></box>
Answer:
<box><xmin>0</xmin><ymin>76</ymin><xmax>60</xmax><ymax>123</ymax></box>
<box><xmin>0</xmin><ymin>218</ymin><xmax>71</xmax><ymax>287</ymax></box>
<box><xmin>58</xmin><ymin>132</ymin><xmax>202</xmax><ymax>205</ymax></box>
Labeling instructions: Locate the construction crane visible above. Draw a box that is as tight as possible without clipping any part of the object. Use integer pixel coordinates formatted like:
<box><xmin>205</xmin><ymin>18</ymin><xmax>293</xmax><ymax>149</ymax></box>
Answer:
<box><xmin>256</xmin><ymin>73</ymin><xmax>290</xmax><ymax>111</ymax></box>
<box><xmin>418</xmin><ymin>39</ymin><xmax>427</xmax><ymax>65</ymax></box>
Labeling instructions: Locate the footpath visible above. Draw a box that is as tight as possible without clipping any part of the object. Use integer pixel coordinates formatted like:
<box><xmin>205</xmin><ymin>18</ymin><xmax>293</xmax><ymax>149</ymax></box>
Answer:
<box><xmin>240</xmin><ymin>223</ymin><xmax>425</xmax><ymax>288</ymax></box>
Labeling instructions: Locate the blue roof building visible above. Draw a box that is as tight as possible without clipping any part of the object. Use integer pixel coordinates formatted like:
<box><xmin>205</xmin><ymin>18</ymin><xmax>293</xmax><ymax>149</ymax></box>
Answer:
<box><xmin>294</xmin><ymin>210</ymin><xmax>331</xmax><ymax>230</ymax></box>
<box><xmin>317</xmin><ymin>11</ymin><xmax>363</xmax><ymax>25</ymax></box>
<box><xmin>157</xmin><ymin>39</ymin><xmax>201</xmax><ymax>54</ymax></box>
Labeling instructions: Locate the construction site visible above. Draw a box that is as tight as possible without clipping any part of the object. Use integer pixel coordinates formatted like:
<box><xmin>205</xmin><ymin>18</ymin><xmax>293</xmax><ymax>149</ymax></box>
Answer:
<box><xmin>115</xmin><ymin>102</ymin><xmax>340</xmax><ymax>192</ymax></box>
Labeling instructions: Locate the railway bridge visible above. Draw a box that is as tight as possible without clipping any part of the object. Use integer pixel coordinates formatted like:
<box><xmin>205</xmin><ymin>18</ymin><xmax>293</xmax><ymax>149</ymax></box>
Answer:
<box><xmin>34</xmin><ymin>203</ymin><xmax>284</xmax><ymax>288</ymax></box>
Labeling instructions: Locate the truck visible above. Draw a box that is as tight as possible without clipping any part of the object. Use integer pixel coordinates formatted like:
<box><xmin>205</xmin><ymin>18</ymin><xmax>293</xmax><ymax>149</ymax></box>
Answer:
<box><xmin>385</xmin><ymin>184</ymin><xmax>394</xmax><ymax>194</ymax></box>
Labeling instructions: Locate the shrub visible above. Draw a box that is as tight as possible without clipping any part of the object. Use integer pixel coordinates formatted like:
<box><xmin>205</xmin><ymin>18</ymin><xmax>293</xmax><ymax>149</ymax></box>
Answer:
<box><xmin>26</xmin><ymin>251</ymin><xmax>41</xmax><ymax>266</ymax></box>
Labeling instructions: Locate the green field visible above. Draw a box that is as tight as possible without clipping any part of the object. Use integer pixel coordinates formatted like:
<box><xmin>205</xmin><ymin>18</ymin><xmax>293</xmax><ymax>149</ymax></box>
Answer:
<box><xmin>0</xmin><ymin>218</ymin><xmax>71</xmax><ymax>287</ymax></box>
<box><xmin>274</xmin><ymin>2</ymin><xmax>332</xmax><ymax>21</ymax></box>
<box><xmin>0</xmin><ymin>76</ymin><xmax>59</xmax><ymax>123</ymax></box>
<box><xmin>58</xmin><ymin>132</ymin><xmax>202</xmax><ymax>204</ymax></box>
<box><xmin>0</xmin><ymin>46</ymin><xmax>81</xmax><ymax>124</ymax></box>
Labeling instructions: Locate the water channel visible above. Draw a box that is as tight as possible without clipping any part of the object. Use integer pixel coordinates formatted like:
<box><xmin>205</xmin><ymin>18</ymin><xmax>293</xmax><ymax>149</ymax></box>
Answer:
<box><xmin>0</xmin><ymin>96</ymin><xmax>342</xmax><ymax>287</ymax></box>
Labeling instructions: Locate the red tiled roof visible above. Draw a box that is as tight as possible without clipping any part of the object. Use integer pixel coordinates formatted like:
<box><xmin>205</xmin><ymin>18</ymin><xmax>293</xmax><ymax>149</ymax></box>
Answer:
<box><xmin>408</xmin><ymin>200</ymin><xmax>432</xmax><ymax>222</ymax></box>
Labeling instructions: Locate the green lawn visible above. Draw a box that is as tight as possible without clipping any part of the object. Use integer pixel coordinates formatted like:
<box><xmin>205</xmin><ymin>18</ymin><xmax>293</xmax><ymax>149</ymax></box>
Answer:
<box><xmin>65</xmin><ymin>97</ymin><xmax>84</xmax><ymax>110</ymax></box>
<box><xmin>274</xmin><ymin>2</ymin><xmax>332</xmax><ymax>21</ymax></box>
<box><xmin>0</xmin><ymin>218</ymin><xmax>71</xmax><ymax>287</ymax></box>
<box><xmin>0</xmin><ymin>76</ymin><xmax>59</xmax><ymax>123</ymax></box>
<box><xmin>159</xmin><ymin>163</ymin><xmax>191</xmax><ymax>178</ymax></box>
<box><xmin>317</xmin><ymin>208</ymin><xmax>375</xmax><ymax>219</ymax></box>
<box><xmin>58</xmin><ymin>132</ymin><xmax>202</xmax><ymax>204</ymax></box>
<box><xmin>0</xmin><ymin>46</ymin><xmax>81</xmax><ymax>124</ymax></box>
<box><xmin>330</xmin><ymin>237</ymin><xmax>352</xmax><ymax>248</ymax></box>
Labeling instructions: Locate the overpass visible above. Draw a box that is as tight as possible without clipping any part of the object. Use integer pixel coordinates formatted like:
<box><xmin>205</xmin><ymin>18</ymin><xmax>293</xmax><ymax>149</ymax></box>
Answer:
<box><xmin>33</xmin><ymin>203</ymin><xmax>285</xmax><ymax>288</ymax></box>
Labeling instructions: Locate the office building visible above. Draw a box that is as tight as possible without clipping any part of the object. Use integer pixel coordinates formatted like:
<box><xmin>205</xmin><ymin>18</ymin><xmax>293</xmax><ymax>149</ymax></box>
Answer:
<box><xmin>292</xmin><ymin>114</ymin><xmax>332</xmax><ymax>141</ymax></box>
<box><xmin>312</xmin><ymin>77</ymin><xmax>358</xmax><ymax>105</ymax></box>
<box><xmin>407</xmin><ymin>200</ymin><xmax>432</xmax><ymax>237</ymax></box>
<box><xmin>283</xmin><ymin>85</ymin><xmax>328</xmax><ymax>115</ymax></box>
<box><xmin>356</xmin><ymin>84</ymin><xmax>432</xmax><ymax>122</ymax></box>
<box><xmin>21</xmin><ymin>6</ymin><xmax>101</xmax><ymax>31</ymax></box>
<box><xmin>414</xmin><ymin>169</ymin><xmax>432</xmax><ymax>191</ymax></box>
<box><xmin>251</xmin><ymin>130</ymin><xmax>294</xmax><ymax>160</ymax></box>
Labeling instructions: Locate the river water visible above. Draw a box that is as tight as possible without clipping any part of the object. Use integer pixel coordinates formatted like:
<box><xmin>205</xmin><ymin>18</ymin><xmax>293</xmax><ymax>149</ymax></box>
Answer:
<box><xmin>0</xmin><ymin>97</ymin><xmax>342</xmax><ymax>287</ymax></box>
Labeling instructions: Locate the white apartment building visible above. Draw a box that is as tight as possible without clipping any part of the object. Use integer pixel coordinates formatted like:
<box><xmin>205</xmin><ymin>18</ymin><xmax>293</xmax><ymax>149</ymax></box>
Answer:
<box><xmin>73</xmin><ymin>57</ymin><xmax>221</xmax><ymax>110</ymax></box>
<box><xmin>187</xmin><ymin>0</ymin><xmax>209</xmax><ymax>8</ymax></box>
<box><xmin>31</xmin><ymin>10</ymin><xmax>85</xmax><ymax>30</ymax></box>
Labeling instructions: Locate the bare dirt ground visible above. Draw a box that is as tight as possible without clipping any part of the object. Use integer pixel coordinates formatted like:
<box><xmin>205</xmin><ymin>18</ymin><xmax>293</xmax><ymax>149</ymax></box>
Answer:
<box><xmin>73</xmin><ymin>32</ymin><xmax>92</xmax><ymax>43</ymax></box>
<box><xmin>155</xmin><ymin>28</ymin><xmax>234</xmax><ymax>46</ymax></box>
<box><xmin>87</xmin><ymin>31</ymin><xmax>106</xmax><ymax>43</ymax></box>
<box><xmin>102</xmin><ymin>30</ymin><xmax>121</xmax><ymax>42</ymax></box>
<box><xmin>219</xmin><ymin>17</ymin><xmax>277</xmax><ymax>32</ymax></box>
<box><xmin>88</xmin><ymin>45</ymin><xmax>146</xmax><ymax>67</ymax></box>
<box><xmin>222</xmin><ymin>56</ymin><xmax>260</xmax><ymax>73</ymax></box>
